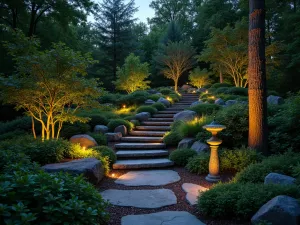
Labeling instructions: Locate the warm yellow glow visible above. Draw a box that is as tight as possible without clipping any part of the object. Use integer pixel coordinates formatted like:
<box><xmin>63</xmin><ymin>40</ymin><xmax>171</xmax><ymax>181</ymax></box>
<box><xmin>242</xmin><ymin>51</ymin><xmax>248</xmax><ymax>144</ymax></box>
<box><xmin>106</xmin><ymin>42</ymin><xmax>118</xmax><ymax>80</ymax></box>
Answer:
<box><xmin>122</xmin><ymin>104</ymin><xmax>126</xmax><ymax>108</ymax></box>
<box><xmin>192</xmin><ymin>90</ymin><xmax>196</xmax><ymax>93</ymax></box>
<box><xmin>209</xmin><ymin>96</ymin><xmax>215</xmax><ymax>99</ymax></box>
<box><xmin>114</xmin><ymin>106</ymin><xmax>136</xmax><ymax>115</ymax></box>
<box><xmin>205</xmin><ymin>90</ymin><xmax>209</xmax><ymax>94</ymax></box>
<box><xmin>166</xmin><ymin>96</ymin><xmax>172</xmax><ymax>101</ymax></box>
<box><xmin>111</xmin><ymin>173</ymin><xmax>115</xmax><ymax>178</ymax></box>
<box><xmin>82</xmin><ymin>146</ymin><xmax>86</xmax><ymax>151</ymax></box>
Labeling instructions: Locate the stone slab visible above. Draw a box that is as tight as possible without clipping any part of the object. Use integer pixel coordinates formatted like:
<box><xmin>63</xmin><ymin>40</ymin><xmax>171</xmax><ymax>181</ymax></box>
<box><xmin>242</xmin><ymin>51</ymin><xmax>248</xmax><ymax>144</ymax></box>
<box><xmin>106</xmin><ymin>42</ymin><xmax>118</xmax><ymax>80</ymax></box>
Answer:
<box><xmin>101</xmin><ymin>189</ymin><xmax>177</xmax><ymax>208</ymax></box>
<box><xmin>121</xmin><ymin>211</ymin><xmax>206</xmax><ymax>225</ymax></box>
<box><xmin>116</xmin><ymin>150</ymin><xmax>169</xmax><ymax>158</ymax></box>
<box><xmin>182</xmin><ymin>183</ymin><xmax>208</xmax><ymax>205</ymax></box>
<box><xmin>115</xmin><ymin>142</ymin><xmax>166</xmax><ymax>149</ymax></box>
<box><xmin>115</xmin><ymin>170</ymin><xmax>180</xmax><ymax>186</ymax></box>
<box><xmin>113</xmin><ymin>158</ymin><xmax>174</xmax><ymax>169</ymax></box>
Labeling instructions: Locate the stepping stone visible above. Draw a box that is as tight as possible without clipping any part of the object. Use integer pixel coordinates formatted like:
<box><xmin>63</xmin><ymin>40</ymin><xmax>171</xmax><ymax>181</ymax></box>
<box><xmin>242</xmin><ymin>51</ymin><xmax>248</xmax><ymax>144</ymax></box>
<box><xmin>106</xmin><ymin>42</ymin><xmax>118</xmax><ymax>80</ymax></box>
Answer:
<box><xmin>121</xmin><ymin>211</ymin><xmax>206</xmax><ymax>225</ymax></box>
<box><xmin>136</xmin><ymin>126</ymin><xmax>171</xmax><ymax>131</ymax></box>
<box><xmin>148</xmin><ymin>118</ymin><xmax>174</xmax><ymax>121</ymax></box>
<box><xmin>182</xmin><ymin>183</ymin><xmax>208</xmax><ymax>205</ymax></box>
<box><xmin>113</xmin><ymin>158</ymin><xmax>174</xmax><ymax>169</ymax></box>
<box><xmin>121</xmin><ymin>136</ymin><xmax>163</xmax><ymax>142</ymax></box>
<box><xmin>141</xmin><ymin>121</ymin><xmax>172</xmax><ymax>126</ymax></box>
<box><xmin>101</xmin><ymin>189</ymin><xmax>177</xmax><ymax>208</ymax></box>
<box><xmin>115</xmin><ymin>170</ymin><xmax>180</xmax><ymax>186</ymax></box>
<box><xmin>115</xmin><ymin>142</ymin><xmax>166</xmax><ymax>149</ymax></box>
<box><xmin>157</xmin><ymin>111</ymin><xmax>179</xmax><ymax>114</ymax></box>
<box><xmin>152</xmin><ymin>114</ymin><xmax>174</xmax><ymax>118</ymax></box>
<box><xmin>116</xmin><ymin>150</ymin><xmax>169</xmax><ymax>158</ymax></box>
<box><xmin>129</xmin><ymin>131</ymin><xmax>166</xmax><ymax>136</ymax></box>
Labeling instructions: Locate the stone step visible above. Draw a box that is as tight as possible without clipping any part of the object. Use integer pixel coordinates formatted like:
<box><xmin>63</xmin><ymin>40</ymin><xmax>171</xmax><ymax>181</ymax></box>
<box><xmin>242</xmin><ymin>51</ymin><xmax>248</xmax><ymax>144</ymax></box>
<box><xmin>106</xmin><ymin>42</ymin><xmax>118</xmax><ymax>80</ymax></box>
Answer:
<box><xmin>157</xmin><ymin>111</ymin><xmax>179</xmax><ymax>114</ymax></box>
<box><xmin>121</xmin><ymin>136</ymin><xmax>163</xmax><ymax>142</ymax></box>
<box><xmin>116</xmin><ymin>150</ymin><xmax>169</xmax><ymax>158</ymax></box>
<box><xmin>129</xmin><ymin>131</ymin><xmax>166</xmax><ymax>136</ymax></box>
<box><xmin>141</xmin><ymin>121</ymin><xmax>172</xmax><ymax>126</ymax></box>
<box><xmin>136</xmin><ymin>126</ymin><xmax>171</xmax><ymax>131</ymax></box>
<box><xmin>115</xmin><ymin>142</ymin><xmax>166</xmax><ymax>149</ymax></box>
<box><xmin>152</xmin><ymin>114</ymin><xmax>174</xmax><ymax>118</ymax></box>
<box><xmin>113</xmin><ymin>158</ymin><xmax>174</xmax><ymax>169</ymax></box>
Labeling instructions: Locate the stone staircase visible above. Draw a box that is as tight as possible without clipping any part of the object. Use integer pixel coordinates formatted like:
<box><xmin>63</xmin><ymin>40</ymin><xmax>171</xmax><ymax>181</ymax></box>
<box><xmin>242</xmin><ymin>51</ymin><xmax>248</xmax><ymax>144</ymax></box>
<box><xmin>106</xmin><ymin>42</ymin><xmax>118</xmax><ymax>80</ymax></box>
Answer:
<box><xmin>112</xmin><ymin>93</ymin><xmax>199</xmax><ymax>170</ymax></box>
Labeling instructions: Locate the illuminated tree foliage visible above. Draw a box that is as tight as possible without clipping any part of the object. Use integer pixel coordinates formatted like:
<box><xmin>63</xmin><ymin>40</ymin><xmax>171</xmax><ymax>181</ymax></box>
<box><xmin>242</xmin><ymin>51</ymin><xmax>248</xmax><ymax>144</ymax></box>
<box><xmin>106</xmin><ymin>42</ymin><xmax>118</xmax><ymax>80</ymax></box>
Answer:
<box><xmin>155</xmin><ymin>41</ymin><xmax>196</xmax><ymax>92</ymax></box>
<box><xmin>114</xmin><ymin>53</ymin><xmax>150</xmax><ymax>93</ymax></box>
<box><xmin>189</xmin><ymin>67</ymin><xmax>211</xmax><ymax>88</ymax></box>
<box><xmin>0</xmin><ymin>29</ymin><xmax>102</xmax><ymax>140</ymax></box>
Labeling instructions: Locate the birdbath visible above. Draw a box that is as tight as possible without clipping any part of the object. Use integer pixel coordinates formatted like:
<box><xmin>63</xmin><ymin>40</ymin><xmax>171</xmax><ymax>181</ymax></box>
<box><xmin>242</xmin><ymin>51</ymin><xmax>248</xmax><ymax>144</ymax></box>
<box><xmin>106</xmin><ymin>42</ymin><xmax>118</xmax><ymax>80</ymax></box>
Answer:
<box><xmin>203</xmin><ymin>121</ymin><xmax>226</xmax><ymax>183</ymax></box>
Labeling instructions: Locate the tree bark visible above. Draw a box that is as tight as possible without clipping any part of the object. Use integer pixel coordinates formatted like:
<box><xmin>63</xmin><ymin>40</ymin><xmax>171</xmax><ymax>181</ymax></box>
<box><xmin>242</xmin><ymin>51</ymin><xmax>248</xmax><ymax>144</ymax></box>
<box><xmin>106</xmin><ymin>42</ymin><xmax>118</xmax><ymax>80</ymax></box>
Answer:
<box><xmin>219</xmin><ymin>70</ymin><xmax>223</xmax><ymax>83</ymax></box>
<box><xmin>248</xmin><ymin>0</ymin><xmax>268</xmax><ymax>154</ymax></box>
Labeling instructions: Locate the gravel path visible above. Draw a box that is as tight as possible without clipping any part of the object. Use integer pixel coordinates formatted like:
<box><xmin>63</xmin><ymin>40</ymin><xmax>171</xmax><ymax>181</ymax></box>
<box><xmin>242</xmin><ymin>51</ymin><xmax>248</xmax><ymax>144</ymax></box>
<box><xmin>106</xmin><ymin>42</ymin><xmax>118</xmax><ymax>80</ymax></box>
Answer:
<box><xmin>97</xmin><ymin>167</ymin><xmax>250</xmax><ymax>225</ymax></box>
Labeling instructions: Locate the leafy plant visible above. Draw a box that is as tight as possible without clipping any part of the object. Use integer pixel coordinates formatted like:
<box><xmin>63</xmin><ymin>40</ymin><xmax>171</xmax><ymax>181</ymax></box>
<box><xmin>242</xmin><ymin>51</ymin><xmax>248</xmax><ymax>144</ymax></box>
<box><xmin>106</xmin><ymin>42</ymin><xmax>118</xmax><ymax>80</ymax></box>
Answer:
<box><xmin>188</xmin><ymin>103</ymin><xmax>221</xmax><ymax>116</ymax></box>
<box><xmin>60</xmin><ymin>122</ymin><xmax>91</xmax><ymax>139</ymax></box>
<box><xmin>186</xmin><ymin>153</ymin><xmax>210</xmax><ymax>174</ymax></box>
<box><xmin>163</xmin><ymin>131</ymin><xmax>183</xmax><ymax>146</ymax></box>
<box><xmin>226</xmin><ymin>87</ymin><xmax>248</xmax><ymax>96</ymax></box>
<box><xmin>92</xmin><ymin>146</ymin><xmax>117</xmax><ymax>165</ymax></box>
<box><xmin>87</xmin><ymin>132</ymin><xmax>107</xmax><ymax>145</ymax></box>
<box><xmin>177</xmin><ymin>116</ymin><xmax>212</xmax><ymax>138</ymax></box>
<box><xmin>136</xmin><ymin>106</ymin><xmax>158</xmax><ymax>115</ymax></box>
<box><xmin>169</xmin><ymin>148</ymin><xmax>197</xmax><ymax>166</ymax></box>
<box><xmin>148</xmin><ymin>94</ymin><xmax>161</xmax><ymax>101</ymax></box>
<box><xmin>152</xmin><ymin>102</ymin><xmax>166</xmax><ymax>111</ymax></box>
<box><xmin>189</xmin><ymin>67</ymin><xmax>211</xmax><ymax>88</ymax></box>
<box><xmin>107</xmin><ymin>119</ymin><xmax>134</xmax><ymax>132</ymax></box>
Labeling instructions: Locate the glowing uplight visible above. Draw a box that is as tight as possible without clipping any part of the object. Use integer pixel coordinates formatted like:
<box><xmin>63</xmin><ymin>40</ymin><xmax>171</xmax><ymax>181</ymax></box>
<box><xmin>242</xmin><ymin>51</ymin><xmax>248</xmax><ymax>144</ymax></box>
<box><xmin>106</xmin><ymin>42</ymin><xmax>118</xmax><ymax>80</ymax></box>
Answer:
<box><xmin>192</xmin><ymin>90</ymin><xmax>196</xmax><ymax>93</ymax></box>
<box><xmin>111</xmin><ymin>173</ymin><xmax>116</xmax><ymax>178</ymax></box>
<box><xmin>122</xmin><ymin>104</ymin><xmax>126</xmax><ymax>108</ymax></box>
<box><xmin>205</xmin><ymin>90</ymin><xmax>209</xmax><ymax>94</ymax></box>
<box><xmin>166</xmin><ymin>96</ymin><xmax>172</xmax><ymax>101</ymax></box>
<box><xmin>82</xmin><ymin>146</ymin><xmax>86</xmax><ymax>151</ymax></box>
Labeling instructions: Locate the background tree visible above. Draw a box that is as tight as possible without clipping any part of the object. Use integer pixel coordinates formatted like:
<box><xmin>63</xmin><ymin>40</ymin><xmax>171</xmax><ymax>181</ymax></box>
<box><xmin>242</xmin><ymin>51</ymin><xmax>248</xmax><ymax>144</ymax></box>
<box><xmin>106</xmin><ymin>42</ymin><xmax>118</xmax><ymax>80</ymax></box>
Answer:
<box><xmin>113</xmin><ymin>53</ymin><xmax>150</xmax><ymax>93</ymax></box>
<box><xmin>248</xmin><ymin>0</ymin><xmax>268</xmax><ymax>154</ymax></box>
<box><xmin>0</xmin><ymin>29</ymin><xmax>101</xmax><ymax>140</ymax></box>
<box><xmin>155</xmin><ymin>41</ymin><xmax>196</xmax><ymax>92</ymax></box>
<box><xmin>189</xmin><ymin>67</ymin><xmax>211</xmax><ymax>88</ymax></box>
<box><xmin>95</xmin><ymin>0</ymin><xmax>137</xmax><ymax>88</ymax></box>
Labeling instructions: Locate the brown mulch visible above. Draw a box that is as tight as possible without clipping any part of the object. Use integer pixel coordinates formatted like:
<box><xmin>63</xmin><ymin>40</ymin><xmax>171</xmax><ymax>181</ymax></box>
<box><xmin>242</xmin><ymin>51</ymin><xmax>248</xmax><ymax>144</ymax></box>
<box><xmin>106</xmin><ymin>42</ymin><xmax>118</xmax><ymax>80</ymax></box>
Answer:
<box><xmin>96</xmin><ymin>167</ymin><xmax>250</xmax><ymax>225</ymax></box>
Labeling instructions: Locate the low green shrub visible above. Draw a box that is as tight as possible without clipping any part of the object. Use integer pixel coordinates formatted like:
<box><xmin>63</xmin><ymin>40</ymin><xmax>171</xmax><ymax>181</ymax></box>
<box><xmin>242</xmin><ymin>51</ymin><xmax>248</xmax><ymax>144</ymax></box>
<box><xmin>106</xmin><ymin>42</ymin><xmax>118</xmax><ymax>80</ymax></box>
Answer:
<box><xmin>186</xmin><ymin>152</ymin><xmax>210</xmax><ymax>174</ymax></box>
<box><xmin>148</xmin><ymin>94</ymin><xmax>161</xmax><ymax>101</ymax></box>
<box><xmin>235</xmin><ymin>96</ymin><xmax>248</xmax><ymax>101</ymax></box>
<box><xmin>0</xmin><ymin>166</ymin><xmax>109</xmax><ymax>224</ymax></box>
<box><xmin>152</xmin><ymin>102</ymin><xmax>166</xmax><ymax>111</ymax></box>
<box><xmin>0</xmin><ymin>116</ymin><xmax>42</xmax><ymax>135</ymax></box>
<box><xmin>177</xmin><ymin>117</ymin><xmax>212</xmax><ymax>138</ymax></box>
<box><xmin>107</xmin><ymin>119</ymin><xmax>134</xmax><ymax>131</ymax></box>
<box><xmin>87</xmin><ymin>132</ymin><xmax>107</xmax><ymax>145</ymax></box>
<box><xmin>169</xmin><ymin>148</ymin><xmax>197</xmax><ymax>166</ymax></box>
<box><xmin>163</xmin><ymin>131</ymin><xmax>183</xmax><ymax>146</ymax></box>
<box><xmin>158</xmin><ymin>87</ymin><xmax>173</xmax><ymax>95</ymax></box>
<box><xmin>0</xmin><ymin>129</ymin><xmax>28</xmax><ymax>141</ymax></box>
<box><xmin>88</xmin><ymin>115</ymin><xmax>109</xmax><ymax>127</ymax></box>
<box><xmin>123</xmin><ymin>115</ymin><xmax>135</xmax><ymax>121</ymax></box>
<box><xmin>169</xmin><ymin>93</ymin><xmax>181</xmax><ymax>102</ymax></box>
<box><xmin>136</xmin><ymin>106</ymin><xmax>158</xmax><ymax>115</ymax></box>
<box><xmin>60</xmin><ymin>122</ymin><xmax>91</xmax><ymax>139</ymax></box>
<box><xmin>188</xmin><ymin>103</ymin><xmax>221</xmax><ymax>116</ymax></box>
<box><xmin>267</xmin><ymin>90</ymin><xmax>279</xmax><ymax>96</ymax></box>
<box><xmin>92</xmin><ymin>146</ymin><xmax>117</xmax><ymax>165</ymax></box>
<box><xmin>234</xmin><ymin>152</ymin><xmax>300</xmax><ymax>183</ymax></box>
<box><xmin>210</xmin><ymin>83</ymin><xmax>232</xmax><ymax>89</ymax></box>
<box><xmin>213</xmin><ymin>87</ymin><xmax>230</xmax><ymax>94</ymax></box>
<box><xmin>118</xmin><ymin>91</ymin><xmax>150</xmax><ymax>106</ymax></box>
<box><xmin>99</xmin><ymin>93</ymin><xmax>122</xmax><ymax>104</ymax></box>
<box><xmin>198</xmin><ymin>182</ymin><xmax>300</xmax><ymax>220</ymax></box>
<box><xmin>0</xmin><ymin>149</ymin><xmax>31</xmax><ymax>172</ymax></box>
<box><xmin>226</xmin><ymin>87</ymin><xmax>248</xmax><ymax>96</ymax></box>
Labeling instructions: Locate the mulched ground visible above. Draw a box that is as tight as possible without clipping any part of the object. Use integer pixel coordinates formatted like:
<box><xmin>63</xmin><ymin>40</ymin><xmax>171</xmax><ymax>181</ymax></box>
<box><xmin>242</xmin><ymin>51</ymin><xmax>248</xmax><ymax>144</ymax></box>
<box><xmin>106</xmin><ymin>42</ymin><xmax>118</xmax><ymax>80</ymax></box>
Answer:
<box><xmin>96</xmin><ymin>167</ymin><xmax>250</xmax><ymax>225</ymax></box>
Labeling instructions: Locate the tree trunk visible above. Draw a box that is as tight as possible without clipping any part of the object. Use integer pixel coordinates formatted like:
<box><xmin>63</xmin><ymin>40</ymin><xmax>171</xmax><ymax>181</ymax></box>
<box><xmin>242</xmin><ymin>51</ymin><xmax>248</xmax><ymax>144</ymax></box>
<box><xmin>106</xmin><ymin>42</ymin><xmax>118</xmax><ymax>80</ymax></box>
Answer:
<box><xmin>219</xmin><ymin>70</ymin><xmax>223</xmax><ymax>83</ymax></box>
<box><xmin>31</xmin><ymin>117</ymin><xmax>36</xmax><ymax>139</ymax></box>
<box><xmin>174</xmin><ymin>78</ymin><xmax>178</xmax><ymax>92</ymax></box>
<box><xmin>248</xmin><ymin>0</ymin><xmax>268</xmax><ymax>154</ymax></box>
<box><xmin>28</xmin><ymin>3</ymin><xmax>37</xmax><ymax>36</ymax></box>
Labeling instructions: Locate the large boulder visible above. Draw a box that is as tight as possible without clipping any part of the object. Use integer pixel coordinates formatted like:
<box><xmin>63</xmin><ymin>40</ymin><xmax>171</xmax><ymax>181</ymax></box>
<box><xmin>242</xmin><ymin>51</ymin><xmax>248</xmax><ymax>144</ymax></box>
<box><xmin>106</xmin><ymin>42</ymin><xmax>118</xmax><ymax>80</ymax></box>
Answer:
<box><xmin>93</xmin><ymin>125</ymin><xmax>108</xmax><ymax>134</ymax></box>
<box><xmin>42</xmin><ymin>158</ymin><xmax>104</xmax><ymax>184</ymax></box>
<box><xmin>251</xmin><ymin>195</ymin><xmax>300</xmax><ymax>225</ymax></box>
<box><xmin>181</xmin><ymin>84</ymin><xmax>192</xmax><ymax>91</ymax></box>
<box><xmin>105</xmin><ymin>132</ymin><xmax>122</xmax><ymax>142</ymax></box>
<box><xmin>191</xmin><ymin>141</ymin><xmax>209</xmax><ymax>154</ymax></box>
<box><xmin>264</xmin><ymin>173</ymin><xmax>296</xmax><ymax>185</ymax></box>
<box><xmin>225</xmin><ymin>100</ymin><xmax>238</xmax><ymax>107</ymax></box>
<box><xmin>135</xmin><ymin>112</ymin><xmax>151</xmax><ymax>121</ymax></box>
<box><xmin>190</xmin><ymin>100</ymin><xmax>203</xmax><ymax>107</ymax></box>
<box><xmin>145</xmin><ymin>99</ymin><xmax>156</xmax><ymax>105</ymax></box>
<box><xmin>114</xmin><ymin>125</ymin><xmax>127</xmax><ymax>136</ymax></box>
<box><xmin>174</xmin><ymin>110</ymin><xmax>197</xmax><ymax>122</ymax></box>
<box><xmin>69</xmin><ymin>134</ymin><xmax>97</xmax><ymax>148</ymax></box>
<box><xmin>178</xmin><ymin>138</ymin><xmax>195</xmax><ymax>149</ymax></box>
<box><xmin>267</xmin><ymin>95</ymin><xmax>284</xmax><ymax>105</ymax></box>
<box><xmin>215</xmin><ymin>98</ymin><xmax>225</xmax><ymax>105</ymax></box>
<box><xmin>157</xmin><ymin>97</ymin><xmax>171</xmax><ymax>107</ymax></box>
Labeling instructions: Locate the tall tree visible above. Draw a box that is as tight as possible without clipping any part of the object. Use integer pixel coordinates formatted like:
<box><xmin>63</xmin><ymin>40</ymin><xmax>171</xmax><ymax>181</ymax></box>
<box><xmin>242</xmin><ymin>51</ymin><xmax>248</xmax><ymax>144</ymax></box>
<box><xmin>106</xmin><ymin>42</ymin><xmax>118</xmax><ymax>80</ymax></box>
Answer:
<box><xmin>189</xmin><ymin>67</ymin><xmax>211</xmax><ymax>88</ymax></box>
<box><xmin>248</xmin><ymin>0</ymin><xmax>268</xmax><ymax>154</ymax></box>
<box><xmin>95</xmin><ymin>0</ymin><xmax>137</xmax><ymax>87</ymax></box>
<box><xmin>154</xmin><ymin>41</ymin><xmax>196</xmax><ymax>92</ymax></box>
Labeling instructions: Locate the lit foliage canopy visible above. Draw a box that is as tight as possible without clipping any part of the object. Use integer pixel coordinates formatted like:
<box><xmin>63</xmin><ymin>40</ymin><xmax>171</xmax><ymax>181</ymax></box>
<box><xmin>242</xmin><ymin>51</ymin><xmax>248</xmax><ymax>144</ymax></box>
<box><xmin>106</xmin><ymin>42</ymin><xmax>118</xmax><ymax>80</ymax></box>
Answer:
<box><xmin>113</xmin><ymin>53</ymin><xmax>150</xmax><ymax>93</ymax></box>
<box><xmin>155</xmin><ymin>41</ymin><xmax>196</xmax><ymax>92</ymax></box>
<box><xmin>189</xmin><ymin>67</ymin><xmax>211</xmax><ymax>88</ymax></box>
<box><xmin>0</xmin><ymin>29</ymin><xmax>102</xmax><ymax>140</ymax></box>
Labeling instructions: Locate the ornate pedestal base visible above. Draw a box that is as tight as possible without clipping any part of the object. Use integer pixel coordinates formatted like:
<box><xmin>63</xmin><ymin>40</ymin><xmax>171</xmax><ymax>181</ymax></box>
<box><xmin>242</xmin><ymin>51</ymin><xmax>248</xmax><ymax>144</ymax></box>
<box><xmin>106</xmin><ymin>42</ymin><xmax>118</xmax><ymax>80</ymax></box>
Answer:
<box><xmin>205</xmin><ymin>174</ymin><xmax>220</xmax><ymax>183</ymax></box>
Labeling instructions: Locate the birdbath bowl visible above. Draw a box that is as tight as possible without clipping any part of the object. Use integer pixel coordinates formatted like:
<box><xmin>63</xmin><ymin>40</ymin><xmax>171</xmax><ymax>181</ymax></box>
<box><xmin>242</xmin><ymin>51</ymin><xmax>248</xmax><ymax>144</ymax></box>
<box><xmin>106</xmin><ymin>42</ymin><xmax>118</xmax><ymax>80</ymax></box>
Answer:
<box><xmin>203</xmin><ymin>121</ymin><xmax>226</xmax><ymax>183</ymax></box>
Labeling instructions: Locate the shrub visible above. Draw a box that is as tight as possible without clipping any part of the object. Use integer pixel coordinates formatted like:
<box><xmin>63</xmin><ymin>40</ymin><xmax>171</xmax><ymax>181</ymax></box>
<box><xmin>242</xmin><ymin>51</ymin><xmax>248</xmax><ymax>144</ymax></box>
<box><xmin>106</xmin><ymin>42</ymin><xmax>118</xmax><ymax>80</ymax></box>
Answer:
<box><xmin>267</xmin><ymin>90</ymin><xmax>279</xmax><ymax>96</ymax></box>
<box><xmin>60</xmin><ymin>122</ymin><xmax>91</xmax><ymax>139</ymax></box>
<box><xmin>88</xmin><ymin>115</ymin><xmax>109</xmax><ymax>127</ymax></box>
<box><xmin>169</xmin><ymin>93</ymin><xmax>181</xmax><ymax>102</ymax></box>
<box><xmin>213</xmin><ymin>87</ymin><xmax>229</xmax><ymax>94</ymax></box>
<box><xmin>136</xmin><ymin>106</ymin><xmax>158</xmax><ymax>115</ymax></box>
<box><xmin>158</xmin><ymin>87</ymin><xmax>173</xmax><ymax>95</ymax></box>
<box><xmin>234</xmin><ymin>152</ymin><xmax>300</xmax><ymax>183</ymax></box>
<box><xmin>148</xmin><ymin>94</ymin><xmax>161</xmax><ymax>101</ymax></box>
<box><xmin>107</xmin><ymin>119</ymin><xmax>134</xmax><ymax>131</ymax></box>
<box><xmin>118</xmin><ymin>90</ymin><xmax>150</xmax><ymax>106</ymax></box>
<box><xmin>186</xmin><ymin>153</ymin><xmax>210</xmax><ymax>174</ymax></box>
<box><xmin>99</xmin><ymin>93</ymin><xmax>122</xmax><ymax>104</ymax></box>
<box><xmin>198</xmin><ymin>182</ymin><xmax>300</xmax><ymax>220</ymax></box>
<box><xmin>152</xmin><ymin>102</ymin><xmax>166</xmax><ymax>111</ymax></box>
<box><xmin>0</xmin><ymin>129</ymin><xmax>28</xmax><ymax>141</ymax></box>
<box><xmin>87</xmin><ymin>132</ymin><xmax>107</xmax><ymax>145</ymax></box>
<box><xmin>188</xmin><ymin>103</ymin><xmax>221</xmax><ymax>116</ymax></box>
<box><xmin>169</xmin><ymin>148</ymin><xmax>197</xmax><ymax>166</ymax></box>
<box><xmin>0</xmin><ymin>166</ymin><xmax>109</xmax><ymax>224</ymax></box>
<box><xmin>163</xmin><ymin>131</ymin><xmax>183</xmax><ymax>146</ymax></box>
<box><xmin>210</xmin><ymin>83</ymin><xmax>232</xmax><ymax>89</ymax></box>
<box><xmin>0</xmin><ymin>116</ymin><xmax>40</xmax><ymax>135</ymax></box>
<box><xmin>0</xmin><ymin>149</ymin><xmax>31</xmax><ymax>172</ymax></box>
<box><xmin>214</xmin><ymin>104</ymin><xmax>248</xmax><ymax>148</ymax></box>
<box><xmin>92</xmin><ymin>146</ymin><xmax>117</xmax><ymax>165</ymax></box>
<box><xmin>177</xmin><ymin>116</ymin><xmax>212</xmax><ymax>138</ymax></box>
<box><xmin>226</xmin><ymin>87</ymin><xmax>248</xmax><ymax>96</ymax></box>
